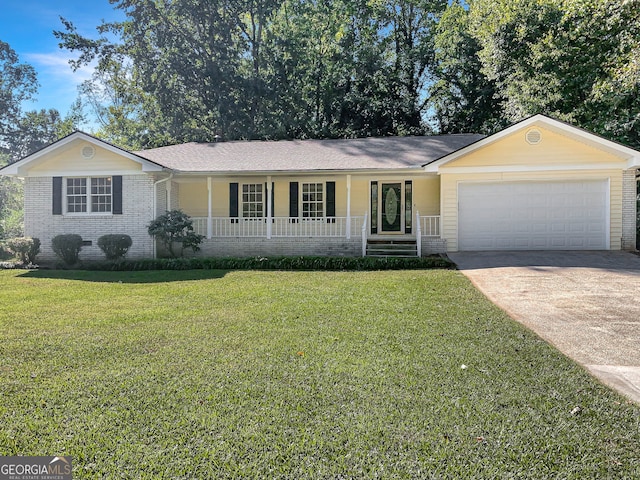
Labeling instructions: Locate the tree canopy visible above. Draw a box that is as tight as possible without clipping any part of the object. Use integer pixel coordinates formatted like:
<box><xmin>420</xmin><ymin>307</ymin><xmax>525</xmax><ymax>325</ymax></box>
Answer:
<box><xmin>54</xmin><ymin>0</ymin><xmax>639</xmax><ymax>149</ymax></box>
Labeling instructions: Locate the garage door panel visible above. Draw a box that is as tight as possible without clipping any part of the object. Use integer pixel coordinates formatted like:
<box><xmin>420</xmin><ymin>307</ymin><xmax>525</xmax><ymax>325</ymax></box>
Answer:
<box><xmin>458</xmin><ymin>181</ymin><xmax>608</xmax><ymax>251</ymax></box>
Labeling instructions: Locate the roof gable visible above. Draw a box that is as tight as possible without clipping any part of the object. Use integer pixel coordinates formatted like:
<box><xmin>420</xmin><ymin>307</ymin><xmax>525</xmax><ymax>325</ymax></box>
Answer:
<box><xmin>0</xmin><ymin>131</ymin><xmax>165</xmax><ymax>177</ymax></box>
<box><xmin>425</xmin><ymin>115</ymin><xmax>640</xmax><ymax>172</ymax></box>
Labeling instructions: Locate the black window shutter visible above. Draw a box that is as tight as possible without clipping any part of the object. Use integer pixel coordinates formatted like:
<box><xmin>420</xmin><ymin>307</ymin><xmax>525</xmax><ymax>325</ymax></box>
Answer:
<box><xmin>271</xmin><ymin>182</ymin><xmax>275</xmax><ymax>218</ymax></box>
<box><xmin>289</xmin><ymin>182</ymin><xmax>299</xmax><ymax>217</ymax></box>
<box><xmin>52</xmin><ymin>177</ymin><xmax>62</xmax><ymax>215</ymax></box>
<box><xmin>326</xmin><ymin>181</ymin><xmax>336</xmax><ymax>217</ymax></box>
<box><xmin>112</xmin><ymin>175</ymin><xmax>123</xmax><ymax>214</ymax></box>
<box><xmin>229</xmin><ymin>183</ymin><xmax>239</xmax><ymax>217</ymax></box>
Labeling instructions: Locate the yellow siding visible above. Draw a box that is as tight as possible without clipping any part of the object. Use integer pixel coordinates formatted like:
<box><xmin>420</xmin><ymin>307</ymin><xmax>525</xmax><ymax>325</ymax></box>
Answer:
<box><xmin>179</xmin><ymin>181</ymin><xmax>208</xmax><ymax>217</ymax></box>
<box><xmin>29</xmin><ymin>140</ymin><xmax>143</xmax><ymax>174</ymax></box>
<box><xmin>413</xmin><ymin>177</ymin><xmax>440</xmax><ymax>215</ymax></box>
<box><xmin>441</xmin><ymin>170</ymin><xmax>623</xmax><ymax>251</ymax></box>
<box><xmin>350</xmin><ymin>177</ymin><xmax>370</xmax><ymax>215</ymax></box>
<box><xmin>443</xmin><ymin>126</ymin><xmax>625</xmax><ymax>169</ymax></box>
<box><xmin>176</xmin><ymin>174</ymin><xmax>439</xmax><ymax>220</ymax></box>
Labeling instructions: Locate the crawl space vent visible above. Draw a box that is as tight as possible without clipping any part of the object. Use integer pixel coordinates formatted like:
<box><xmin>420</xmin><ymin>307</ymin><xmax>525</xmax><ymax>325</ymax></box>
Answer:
<box><xmin>525</xmin><ymin>129</ymin><xmax>542</xmax><ymax>145</ymax></box>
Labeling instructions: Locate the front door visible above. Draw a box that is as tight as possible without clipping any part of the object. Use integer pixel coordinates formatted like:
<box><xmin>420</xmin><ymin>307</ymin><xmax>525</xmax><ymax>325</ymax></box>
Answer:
<box><xmin>381</xmin><ymin>183</ymin><xmax>402</xmax><ymax>232</ymax></box>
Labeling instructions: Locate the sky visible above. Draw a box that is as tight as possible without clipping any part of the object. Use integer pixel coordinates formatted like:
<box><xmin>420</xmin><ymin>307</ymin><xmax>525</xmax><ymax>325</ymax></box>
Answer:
<box><xmin>1</xmin><ymin>1</ymin><xmax>125</xmax><ymax>130</ymax></box>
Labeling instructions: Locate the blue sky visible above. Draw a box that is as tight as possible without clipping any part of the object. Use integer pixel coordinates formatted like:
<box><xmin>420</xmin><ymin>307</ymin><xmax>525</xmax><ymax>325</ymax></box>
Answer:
<box><xmin>2</xmin><ymin>1</ymin><xmax>124</xmax><ymax>129</ymax></box>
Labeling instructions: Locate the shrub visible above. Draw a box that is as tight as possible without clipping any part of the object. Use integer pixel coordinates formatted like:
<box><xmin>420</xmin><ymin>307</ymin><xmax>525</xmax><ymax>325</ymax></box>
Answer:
<box><xmin>98</xmin><ymin>234</ymin><xmax>133</xmax><ymax>260</ymax></box>
<box><xmin>83</xmin><ymin>255</ymin><xmax>455</xmax><ymax>272</ymax></box>
<box><xmin>0</xmin><ymin>243</ymin><xmax>11</xmax><ymax>261</ymax></box>
<box><xmin>147</xmin><ymin>210</ymin><xmax>204</xmax><ymax>258</ymax></box>
<box><xmin>52</xmin><ymin>234</ymin><xmax>83</xmax><ymax>266</ymax></box>
<box><xmin>5</xmin><ymin>237</ymin><xmax>40</xmax><ymax>264</ymax></box>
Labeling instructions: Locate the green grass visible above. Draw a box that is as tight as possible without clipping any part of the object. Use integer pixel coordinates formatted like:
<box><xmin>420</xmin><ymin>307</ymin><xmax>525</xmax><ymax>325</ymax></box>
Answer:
<box><xmin>0</xmin><ymin>269</ymin><xmax>638</xmax><ymax>479</ymax></box>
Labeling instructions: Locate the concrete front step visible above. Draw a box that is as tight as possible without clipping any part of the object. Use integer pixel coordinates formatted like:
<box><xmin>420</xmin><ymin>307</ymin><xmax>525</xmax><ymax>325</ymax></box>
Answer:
<box><xmin>366</xmin><ymin>239</ymin><xmax>418</xmax><ymax>257</ymax></box>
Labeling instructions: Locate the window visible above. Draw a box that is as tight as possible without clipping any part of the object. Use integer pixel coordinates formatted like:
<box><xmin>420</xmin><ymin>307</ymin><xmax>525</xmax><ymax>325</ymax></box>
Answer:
<box><xmin>91</xmin><ymin>177</ymin><xmax>112</xmax><ymax>212</ymax></box>
<box><xmin>67</xmin><ymin>178</ymin><xmax>87</xmax><ymax>213</ymax></box>
<box><xmin>66</xmin><ymin>177</ymin><xmax>112</xmax><ymax>214</ymax></box>
<box><xmin>242</xmin><ymin>183</ymin><xmax>263</xmax><ymax>218</ymax></box>
<box><xmin>302</xmin><ymin>183</ymin><xmax>323</xmax><ymax>218</ymax></box>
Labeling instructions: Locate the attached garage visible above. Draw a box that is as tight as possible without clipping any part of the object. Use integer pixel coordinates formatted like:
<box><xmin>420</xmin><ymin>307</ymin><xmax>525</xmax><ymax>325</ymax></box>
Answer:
<box><xmin>428</xmin><ymin>115</ymin><xmax>640</xmax><ymax>252</ymax></box>
<box><xmin>457</xmin><ymin>180</ymin><xmax>609</xmax><ymax>251</ymax></box>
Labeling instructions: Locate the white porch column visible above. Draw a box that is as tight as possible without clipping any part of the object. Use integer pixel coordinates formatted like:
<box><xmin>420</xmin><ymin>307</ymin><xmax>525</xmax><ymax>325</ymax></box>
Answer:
<box><xmin>207</xmin><ymin>177</ymin><xmax>212</xmax><ymax>239</ymax></box>
<box><xmin>267</xmin><ymin>176</ymin><xmax>272</xmax><ymax>239</ymax></box>
<box><xmin>346</xmin><ymin>175</ymin><xmax>352</xmax><ymax>239</ymax></box>
<box><xmin>166</xmin><ymin>181</ymin><xmax>172</xmax><ymax>210</ymax></box>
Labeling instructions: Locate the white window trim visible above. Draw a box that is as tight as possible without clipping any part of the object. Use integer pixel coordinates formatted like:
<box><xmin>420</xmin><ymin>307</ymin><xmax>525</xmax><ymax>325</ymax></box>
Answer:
<box><xmin>241</xmin><ymin>183</ymin><xmax>264</xmax><ymax>219</ymax></box>
<box><xmin>63</xmin><ymin>176</ymin><xmax>113</xmax><ymax>216</ymax></box>
<box><xmin>300</xmin><ymin>182</ymin><xmax>325</xmax><ymax>219</ymax></box>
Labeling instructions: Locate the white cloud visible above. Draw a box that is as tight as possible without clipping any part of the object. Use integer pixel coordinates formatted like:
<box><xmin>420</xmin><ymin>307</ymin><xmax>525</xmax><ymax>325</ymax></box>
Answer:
<box><xmin>21</xmin><ymin>50</ymin><xmax>96</xmax><ymax>119</ymax></box>
<box><xmin>25</xmin><ymin>50</ymin><xmax>95</xmax><ymax>84</ymax></box>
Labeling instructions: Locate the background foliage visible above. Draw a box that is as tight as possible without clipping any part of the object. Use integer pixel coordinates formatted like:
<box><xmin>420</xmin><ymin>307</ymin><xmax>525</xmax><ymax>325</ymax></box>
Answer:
<box><xmin>51</xmin><ymin>0</ymin><xmax>639</xmax><ymax>149</ymax></box>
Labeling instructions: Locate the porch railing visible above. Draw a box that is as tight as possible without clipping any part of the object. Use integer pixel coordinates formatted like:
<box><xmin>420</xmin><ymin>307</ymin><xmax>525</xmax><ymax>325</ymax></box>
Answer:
<box><xmin>192</xmin><ymin>215</ymin><xmax>440</xmax><ymax>239</ymax></box>
<box><xmin>192</xmin><ymin>216</ymin><xmax>365</xmax><ymax>238</ymax></box>
<box><xmin>419</xmin><ymin>215</ymin><xmax>441</xmax><ymax>237</ymax></box>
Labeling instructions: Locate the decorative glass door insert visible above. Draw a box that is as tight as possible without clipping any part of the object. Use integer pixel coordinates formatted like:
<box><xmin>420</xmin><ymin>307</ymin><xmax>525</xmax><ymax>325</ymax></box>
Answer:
<box><xmin>381</xmin><ymin>183</ymin><xmax>402</xmax><ymax>232</ymax></box>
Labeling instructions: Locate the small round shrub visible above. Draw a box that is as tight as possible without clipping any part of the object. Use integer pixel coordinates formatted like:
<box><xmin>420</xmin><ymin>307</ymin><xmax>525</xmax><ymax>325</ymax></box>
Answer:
<box><xmin>98</xmin><ymin>234</ymin><xmax>132</xmax><ymax>260</ymax></box>
<box><xmin>6</xmin><ymin>237</ymin><xmax>41</xmax><ymax>264</ymax></box>
<box><xmin>52</xmin><ymin>234</ymin><xmax>83</xmax><ymax>266</ymax></box>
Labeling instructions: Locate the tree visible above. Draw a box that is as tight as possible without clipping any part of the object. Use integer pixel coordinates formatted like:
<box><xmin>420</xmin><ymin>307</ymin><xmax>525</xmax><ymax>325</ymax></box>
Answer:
<box><xmin>0</xmin><ymin>40</ymin><xmax>38</xmax><ymax>143</ymax></box>
<box><xmin>0</xmin><ymin>153</ymin><xmax>23</xmax><ymax>239</ymax></box>
<box><xmin>429</xmin><ymin>1</ymin><xmax>504</xmax><ymax>134</ymax></box>
<box><xmin>147</xmin><ymin>210</ymin><xmax>204</xmax><ymax>258</ymax></box>
<box><xmin>466</xmin><ymin>0</ymin><xmax>640</xmax><ymax>146</ymax></box>
<box><xmin>7</xmin><ymin>104</ymin><xmax>84</xmax><ymax>159</ymax></box>
<box><xmin>0</xmin><ymin>40</ymin><xmax>84</xmax><ymax>238</ymax></box>
<box><xmin>56</xmin><ymin>0</ymin><xmax>450</xmax><ymax>145</ymax></box>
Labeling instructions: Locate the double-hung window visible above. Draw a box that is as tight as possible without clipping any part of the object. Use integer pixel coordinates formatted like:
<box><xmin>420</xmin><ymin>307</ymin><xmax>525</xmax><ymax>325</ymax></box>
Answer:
<box><xmin>65</xmin><ymin>177</ymin><xmax>112</xmax><ymax>214</ymax></box>
<box><xmin>302</xmin><ymin>183</ymin><xmax>323</xmax><ymax>218</ymax></box>
<box><xmin>242</xmin><ymin>183</ymin><xmax>263</xmax><ymax>218</ymax></box>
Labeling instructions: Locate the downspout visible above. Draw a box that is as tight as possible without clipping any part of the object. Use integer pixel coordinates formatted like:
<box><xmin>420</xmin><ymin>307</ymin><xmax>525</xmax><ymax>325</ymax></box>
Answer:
<box><xmin>152</xmin><ymin>173</ymin><xmax>174</xmax><ymax>259</ymax></box>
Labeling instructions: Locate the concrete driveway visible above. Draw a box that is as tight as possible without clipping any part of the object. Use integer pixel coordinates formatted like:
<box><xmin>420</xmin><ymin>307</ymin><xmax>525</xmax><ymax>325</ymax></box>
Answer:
<box><xmin>448</xmin><ymin>251</ymin><xmax>640</xmax><ymax>403</ymax></box>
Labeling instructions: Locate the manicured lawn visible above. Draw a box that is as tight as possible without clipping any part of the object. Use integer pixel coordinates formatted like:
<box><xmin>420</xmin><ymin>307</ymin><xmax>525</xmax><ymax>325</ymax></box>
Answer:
<box><xmin>0</xmin><ymin>269</ymin><xmax>638</xmax><ymax>478</ymax></box>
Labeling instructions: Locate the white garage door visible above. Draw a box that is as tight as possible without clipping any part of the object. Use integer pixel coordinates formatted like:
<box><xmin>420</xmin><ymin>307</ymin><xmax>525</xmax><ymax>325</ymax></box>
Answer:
<box><xmin>458</xmin><ymin>180</ymin><xmax>609</xmax><ymax>251</ymax></box>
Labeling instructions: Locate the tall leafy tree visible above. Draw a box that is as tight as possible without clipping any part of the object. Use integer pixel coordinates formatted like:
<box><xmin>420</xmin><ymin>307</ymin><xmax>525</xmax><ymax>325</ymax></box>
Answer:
<box><xmin>0</xmin><ymin>40</ymin><xmax>83</xmax><ymax>238</ymax></box>
<box><xmin>429</xmin><ymin>1</ymin><xmax>504</xmax><ymax>133</ymax></box>
<box><xmin>57</xmin><ymin>0</ymin><xmax>449</xmax><ymax>145</ymax></box>
<box><xmin>0</xmin><ymin>40</ymin><xmax>38</xmax><ymax>148</ymax></box>
<box><xmin>466</xmin><ymin>0</ymin><xmax>640</xmax><ymax>146</ymax></box>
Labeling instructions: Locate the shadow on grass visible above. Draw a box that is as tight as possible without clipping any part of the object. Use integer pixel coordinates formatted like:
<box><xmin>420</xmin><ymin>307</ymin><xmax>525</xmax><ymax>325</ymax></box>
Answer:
<box><xmin>18</xmin><ymin>269</ymin><xmax>229</xmax><ymax>284</ymax></box>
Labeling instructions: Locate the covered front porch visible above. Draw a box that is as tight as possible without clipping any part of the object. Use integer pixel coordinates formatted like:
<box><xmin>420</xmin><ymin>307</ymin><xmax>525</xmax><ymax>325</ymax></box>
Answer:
<box><xmin>161</xmin><ymin>173</ymin><xmax>445</xmax><ymax>256</ymax></box>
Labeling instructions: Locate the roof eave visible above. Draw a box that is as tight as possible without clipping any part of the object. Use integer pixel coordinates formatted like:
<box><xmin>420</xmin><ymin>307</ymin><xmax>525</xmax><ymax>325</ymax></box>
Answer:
<box><xmin>166</xmin><ymin>166</ymin><xmax>430</xmax><ymax>176</ymax></box>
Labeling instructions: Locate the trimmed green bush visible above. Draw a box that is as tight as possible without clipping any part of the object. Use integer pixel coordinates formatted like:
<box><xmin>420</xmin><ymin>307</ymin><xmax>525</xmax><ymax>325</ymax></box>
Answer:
<box><xmin>52</xmin><ymin>234</ymin><xmax>83</xmax><ymax>266</ymax></box>
<box><xmin>5</xmin><ymin>237</ymin><xmax>40</xmax><ymax>264</ymax></box>
<box><xmin>147</xmin><ymin>210</ymin><xmax>204</xmax><ymax>258</ymax></box>
<box><xmin>83</xmin><ymin>255</ymin><xmax>455</xmax><ymax>271</ymax></box>
<box><xmin>98</xmin><ymin>234</ymin><xmax>133</xmax><ymax>260</ymax></box>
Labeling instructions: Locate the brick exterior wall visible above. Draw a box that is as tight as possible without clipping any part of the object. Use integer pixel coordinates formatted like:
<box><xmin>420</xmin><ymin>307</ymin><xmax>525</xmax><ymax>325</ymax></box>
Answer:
<box><xmin>622</xmin><ymin>169</ymin><xmax>637</xmax><ymax>250</ymax></box>
<box><xmin>186</xmin><ymin>237</ymin><xmax>362</xmax><ymax>258</ymax></box>
<box><xmin>422</xmin><ymin>238</ymin><xmax>447</xmax><ymax>255</ymax></box>
<box><xmin>25</xmin><ymin>175</ymin><xmax>156</xmax><ymax>262</ymax></box>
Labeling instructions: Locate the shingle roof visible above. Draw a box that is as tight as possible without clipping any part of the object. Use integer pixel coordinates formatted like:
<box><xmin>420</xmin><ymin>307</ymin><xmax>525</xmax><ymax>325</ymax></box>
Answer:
<box><xmin>134</xmin><ymin>134</ymin><xmax>485</xmax><ymax>173</ymax></box>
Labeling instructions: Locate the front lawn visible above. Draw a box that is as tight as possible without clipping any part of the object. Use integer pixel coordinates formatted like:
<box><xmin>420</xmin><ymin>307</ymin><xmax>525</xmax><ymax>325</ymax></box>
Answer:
<box><xmin>0</xmin><ymin>269</ymin><xmax>638</xmax><ymax>478</ymax></box>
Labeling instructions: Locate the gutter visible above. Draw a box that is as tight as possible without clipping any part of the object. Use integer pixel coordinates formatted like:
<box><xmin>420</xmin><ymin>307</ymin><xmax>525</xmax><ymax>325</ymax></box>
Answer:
<box><xmin>152</xmin><ymin>173</ymin><xmax>174</xmax><ymax>258</ymax></box>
